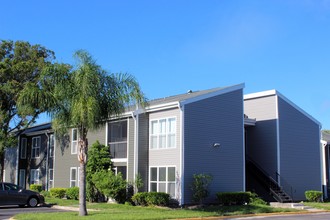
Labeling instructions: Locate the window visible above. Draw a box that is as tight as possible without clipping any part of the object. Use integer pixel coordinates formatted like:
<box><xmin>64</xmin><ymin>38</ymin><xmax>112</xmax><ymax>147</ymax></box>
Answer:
<box><xmin>19</xmin><ymin>169</ymin><xmax>25</xmax><ymax>188</ymax></box>
<box><xmin>70</xmin><ymin>167</ymin><xmax>78</xmax><ymax>187</ymax></box>
<box><xmin>109</xmin><ymin>120</ymin><xmax>127</xmax><ymax>158</ymax></box>
<box><xmin>49</xmin><ymin>134</ymin><xmax>55</xmax><ymax>157</ymax></box>
<box><xmin>150</xmin><ymin>117</ymin><xmax>176</xmax><ymax>149</ymax></box>
<box><xmin>30</xmin><ymin>169</ymin><xmax>40</xmax><ymax>185</ymax></box>
<box><xmin>20</xmin><ymin>138</ymin><xmax>27</xmax><ymax>159</ymax></box>
<box><xmin>49</xmin><ymin>169</ymin><xmax>54</xmax><ymax>189</ymax></box>
<box><xmin>32</xmin><ymin>137</ymin><xmax>41</xmax><ymax>158</ymax></box>
<box><xmin>150</xmin><ymin>166</ymin><xmax>176</xmax><ymax>197</ymax></box>
<box><xmin>71</xmin><ymin>129</ymin><xmax>78</xmax><ymax>154</ymax></box>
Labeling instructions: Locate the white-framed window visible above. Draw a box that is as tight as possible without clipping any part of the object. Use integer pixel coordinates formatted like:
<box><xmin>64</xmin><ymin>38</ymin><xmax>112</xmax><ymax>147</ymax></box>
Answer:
<box><xmin>149</xmin><ymin>166</ymin><xmax>176</xmax><ymax>197</ymax></box>
<box><xmin>109</xmin><ymin>120</ymin><xmax>127</xmax><ymax>159</ymax></box>
<box><xmin>30</xmin><ymin>169</ymin><xmax>40</xmax><ymax>185</ymax></box>
<box><xmin>70</xmin><ymin>167</ymin><xmax>79</xmax><ymax>187</ymax></box>
<box><xmin>71</xmin><ymin>129</ymin><xmax>78</xmax><ymax>154</ymax></box>
<box><xmin>49</xmin><ymin>134</ymin><xmax>55</xmax><ymax>157</ymax></box>
<box><xmin>49</xmin><ymin>169</ymin><xmax>54</xmax><ymax>189</ymax></box>
<box><xmin>150</xmin><ymin>117</ymin><xmax>176</xmax><ymax>149</ymax></box>
<box><xmin>20</xmin><ymin>138</ymin><xmax>27</xmax><ymax>159</ymax></box>
<box><xmin>32</xmin><ymin>137</ymin><xmax>41</xmax><ymax>158</ymax></box>
<box><xmin>19</xmin><ymin>169</ymin><xmax>26</xmax><ymax>188</ymax></box>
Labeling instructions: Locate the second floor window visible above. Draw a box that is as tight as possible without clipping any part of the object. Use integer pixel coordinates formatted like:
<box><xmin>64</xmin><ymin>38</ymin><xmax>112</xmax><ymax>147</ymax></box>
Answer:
<box><xmin>109</xmin><ymin>120</ymin><xmax>127</xmax><ymax>159</ymax></box>
<box><xmin>150</xmin><ymin>117</ymin><xmax>176</xmax><ymax>149</ymax></box>
<box><xmin>32</xmin><ymin>137</ymin><xmax>41</xmax><ymax>158</ymax></box>
<box><xmin>49</xmin><ymin>134</ymin><xmax>55</xmax><ymax>157</ymax></box>
<box><xmin>20</xmin><ymin>138</ymin><xmax>27</xmax><ymax>159</ymax></box>
<box><xmin>71</xmin><ymin>129</ymin><xmax>78</xmax><ymax>154</ymax></box>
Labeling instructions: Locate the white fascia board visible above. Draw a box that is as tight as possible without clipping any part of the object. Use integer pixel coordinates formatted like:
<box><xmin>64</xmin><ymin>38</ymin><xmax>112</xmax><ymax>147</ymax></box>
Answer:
<box><xmin>180</xmin><ymin>83</ymin><xmax>245</xmax><ymax>106</ymax></box>
<box><xmin>144</xmin><ymin>102</ymin><xmax>180</xmax><ymax>113</ymax></box>
<box><xmin>24</xmin><ymin>130</ymin><xmax>54</xmax><ymax>137</ymax></box>
<box><xmin>244</xmin><ymin>89</ymin><xmax>322</xmax><ymax>127</ymax></box>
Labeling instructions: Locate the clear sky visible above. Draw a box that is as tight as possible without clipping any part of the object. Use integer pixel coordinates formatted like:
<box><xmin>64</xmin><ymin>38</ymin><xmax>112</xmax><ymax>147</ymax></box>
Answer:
<box><xmin>1</xmin><ymin>0</ymin><xmax>330</xmax><ymax>129</ymax></box>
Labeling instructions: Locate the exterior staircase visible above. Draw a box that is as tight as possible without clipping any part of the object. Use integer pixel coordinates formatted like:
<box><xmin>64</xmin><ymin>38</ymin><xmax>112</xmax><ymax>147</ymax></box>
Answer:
<box><xmin>246</xmin><ymin>156</ymin><xmax>293</xmax><ymax>203</ymax></box>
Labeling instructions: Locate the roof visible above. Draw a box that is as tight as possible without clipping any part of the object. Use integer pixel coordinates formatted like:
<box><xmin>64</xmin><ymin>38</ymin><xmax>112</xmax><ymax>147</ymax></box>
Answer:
<box><xmin>21</xmin><ymin>122</ymin><xmax>52</xmax><ymax>135</ymax></box>
<box><xmin>322</xmin><ymin>131</ymin><xmax>330</xmax><ymax>144</ymax></box>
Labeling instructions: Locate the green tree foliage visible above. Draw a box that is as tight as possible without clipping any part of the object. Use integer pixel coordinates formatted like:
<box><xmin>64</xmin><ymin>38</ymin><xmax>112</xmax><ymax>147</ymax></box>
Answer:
<box><xmin>0</xmin><ymin>40</ymin><xmax>64</xmax><ymax>181</ymax></box>
<box><xmin>86</xmin><ymin>141</ymin><xmax>112</xmax><ymax>202</ymax></box>
<box><xmin>323</xmin><ymin>130</ymin><xmax>330</xmax><ymax>134</ymax></box>
<box><xmin>92</xmin><ymin>170</ymin><xmax>127</xmax><ymax>204</ymax></box>
<box><xmin>190</xmin><ymin>173</ymin><xmax>213</xmax><ymax>204</ymax></box>
<box><xmin>19</xmin><ymin>49</ymin><xmax>146</xmax><ymax>216</ymax></box>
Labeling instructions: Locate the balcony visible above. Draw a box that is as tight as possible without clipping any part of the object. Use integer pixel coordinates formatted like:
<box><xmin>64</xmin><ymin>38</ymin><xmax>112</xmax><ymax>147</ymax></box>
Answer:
<box><xmin>109</xmin><ymin>141</ymin><xmax>127</xmax><ymax>159</ymax></box>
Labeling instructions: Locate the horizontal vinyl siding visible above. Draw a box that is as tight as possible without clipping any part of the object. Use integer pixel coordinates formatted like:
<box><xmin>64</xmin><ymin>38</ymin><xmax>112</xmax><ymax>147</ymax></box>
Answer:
<box><xmin>87</xmin><ymin>124</ymin><xmax>106</xmax><ymax>146</ymax></box>
<box><xmin>54</xmin><ymin>130</ymin><xmax>79</xmax><ymax>188</ymax></box>
<box><xmin>184</xmin><ymin>89</ymin><xmax>244</xmax><ymax>204</ymax></box>
<box><xmin>4</xmin><ymin>146</ymin><xmax>17</xmax><ymax>183</ymax></box>
<box><xmin>138</xmin><ymin>113</ymin><xmax>149</xmax><ymax>192</ymax></box>
<box><xmin>244</xmin><ymin>95</ymin><xmax>278</xmax><ymax>178</ymax></box>
<box><xmin>278</xmin><ymin>97</ymin><xmax>321</xmax><ymax>200</ymax></box>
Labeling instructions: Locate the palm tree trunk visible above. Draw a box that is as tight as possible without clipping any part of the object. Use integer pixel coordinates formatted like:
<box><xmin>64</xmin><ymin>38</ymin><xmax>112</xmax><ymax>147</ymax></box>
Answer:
<box><xmin>78</xmin><ymin>136</ymin><xmax>88</xmax><ymax>216</ymax></box>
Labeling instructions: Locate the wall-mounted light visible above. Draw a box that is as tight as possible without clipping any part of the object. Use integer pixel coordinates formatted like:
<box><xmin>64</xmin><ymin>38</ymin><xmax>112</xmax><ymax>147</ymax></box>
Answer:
<box><xmin>213</xmin><ymin>143</ymin><xmax>221</xmax><ymax>148</ymax></box>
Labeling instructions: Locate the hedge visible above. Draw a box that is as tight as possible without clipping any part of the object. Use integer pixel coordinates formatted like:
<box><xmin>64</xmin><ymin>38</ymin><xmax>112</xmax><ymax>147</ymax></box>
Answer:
<box><xmin>66</xmin><ymin>187</ymin><xmax>79</xmax><ymax>200</ymax></box>
<box><xmin>216</xmin><ymin>192</ymin><xmax>252</xmax><ymax>205</ymax></box>
<box><xmin>305</xmin><ymin>190</ymin><xmax>322</xmax><ymax>202</ymax></box>
<box><xmin>132</xmin><ymin>192</ymin><xmax>170</xmax><ymax>206</ymax></box>
<box><xmin>50</xmin><ymin>188</ymin><xmax>67</xmax><ymax>198</ymax></box>
<box><xmin>30</xmin><ymin>184</ymin><xmax>42</xmax><ymax>192</ymax></box>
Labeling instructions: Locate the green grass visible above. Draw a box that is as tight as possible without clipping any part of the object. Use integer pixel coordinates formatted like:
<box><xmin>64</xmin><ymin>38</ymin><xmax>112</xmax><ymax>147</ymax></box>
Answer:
<box><xmin>13</xmin><ymin>197</ymin><xmax>302</xmax><ymax>220</ymax></box>
<box><xmin>304</xmin><ymin>202</ymin><xmax>330</xmax><ymax>210</ymax></box>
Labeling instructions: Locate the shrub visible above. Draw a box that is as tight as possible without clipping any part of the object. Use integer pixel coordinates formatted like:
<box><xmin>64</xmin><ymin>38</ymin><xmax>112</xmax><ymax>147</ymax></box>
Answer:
<box><xmin>217</xmin><ymin>192</ymin><xmax>252</xmax><ymax>205</ymax></box>
<box><xmin>40</xmin><ymin>190</ymin><xmax>51</xmax><ymax>198</ymax></box>
<box><xmin>132</xmin><ymin>192</ymin><xmax>170</xmax><ymax>206</ymax></box>
<box><xmin>50</xmin><ymin>188</ymin><xmax>67</xmax><ymax>198</ymax></box>
<box><xmin>145</xmin><ymin>192</ymin><xmax>170</xmax><ymax>206</ymax></box>
<box><xmin>132</xmin><ymin>192</ymin><xmax>149</xmax><ymax>206</ymax></box>
<box><xmin>190</xmin><ymin>173</ymin><xmax>213</xmax><ymax>204</ymax></box>
<box><xmin>92</xmin><ymin>170</ymin><xmax>127</xmax><ymax>204</ymax></box>
<box><xmin>305</xmin><ymin>190</ymin><xmax>323</xmax><ymax>202</ymax></box>
<box><xmin>249</xmin><ymin>193</ymin><xmax>267</xmax><ymax>205</ymax></box>
<box><xmin>30</xmin><ymin>184</ymin><xmax>42</xmax><ymax>192</ymax></box>
<box><xmin>66</xmin><ymin>187</ymin><xmax>79</xmax><ymax>200</ymax></box>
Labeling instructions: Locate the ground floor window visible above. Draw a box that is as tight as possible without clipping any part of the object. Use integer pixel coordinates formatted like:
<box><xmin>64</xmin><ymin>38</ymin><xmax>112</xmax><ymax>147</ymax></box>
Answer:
<box><xmin>49</xmin><ymin>169</ymin><xmax>54</xmax><ymax>189</ymax></box>
<box><xmin>149</xmin><ymin>166</ymin><xmax>176</xmax><ymax>197</ymax></box>
<box><xmin>19</xmin><ymin>169</ymin><xmax>25</xmax><ymax>188</ymax></box>
<box><xmin>113</xmin><ymin>166</ymin><xmax>127</xmax><ymax>180</ymax></box>
<box><xmin>70</xmin><ymin>167</ymin><xmax>80</xmax><ymax>187</ymax></box>
<box><xmin>30</xmin><ymin>169</ymin><xmax>40</xmax><ymax>185</ymax></box>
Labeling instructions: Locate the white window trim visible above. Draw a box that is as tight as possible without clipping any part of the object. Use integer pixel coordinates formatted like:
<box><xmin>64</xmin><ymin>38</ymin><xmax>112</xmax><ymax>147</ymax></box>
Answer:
<box><xmin>49</xmin><ymin>169</ymin><xmax>54</xmax><ymax>189</ymax></box>
<box><xmin>71</xmin><ymin>129</ymin><xmax>78</xmax><ymax>154</ymax></box>
<box><xmin>49</xmin><ymin>134</ymin><xmax>55</xmax><ymax>158</ymax></box>
<box><xmin>149</xmin><ymin>166</ymin><xmax>176</xmax><ymax>197</ymax></box>
<box><xmin>149</xmin><ymin>117</ymin><xmax>177</xmax><ymax>150</ymax></box>
<box><xmin>31</xmin><ymin>137</ymin><xmax>41</xmax><ymax>159</ymax></box>
<box><xmin>70</xmin><ymin>167</ymin><xmax>79</xmax><ymax>187</ymax></box>
<box><xmin>19</xmin><ymin>169</ymin><xmax>26</xmax><ymax>188</ymax></box>
<box><xmin>20</xmin><ymin>138</ymin><xmax>27</xmax><ymax>159</ymax></box>
<box><xmin>30</xmin><ymin>169</ymin><xmax>40</xmax><ymax>185</ymax></box>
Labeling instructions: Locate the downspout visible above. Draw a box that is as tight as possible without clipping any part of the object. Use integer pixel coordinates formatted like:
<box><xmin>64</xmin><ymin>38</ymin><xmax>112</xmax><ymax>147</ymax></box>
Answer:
<box><xmin>178</xmin><ymin>102</ymin><xmax>185</xmax><ymax>205</ymax></box>
<box><xmin>131</xmin><ymin>108</ymin><xmax>140</xmax><ymax>192</ymax></box>
<box><xmin>45</xmin><ymin>131</ymin><xmax>50</xmax><ymax>191</ymax></box>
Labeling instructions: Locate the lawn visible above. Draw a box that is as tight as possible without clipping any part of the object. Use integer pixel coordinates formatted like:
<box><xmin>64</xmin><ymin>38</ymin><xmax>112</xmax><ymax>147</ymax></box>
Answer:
<box><xmin>13</xmin><ymin>198</ymin><xmax>302</xmax><ymax>220</ymax></box>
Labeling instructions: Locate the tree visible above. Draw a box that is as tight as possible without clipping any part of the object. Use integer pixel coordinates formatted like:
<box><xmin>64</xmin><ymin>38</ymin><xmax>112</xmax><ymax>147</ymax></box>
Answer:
<box><xmin>0</xmin><ymin>40</ymin><xmax>59</xmax><ymax>181</ymax></box>
<box><xmin>190</xmin><ymin>173</ymin><xmax>213</xmax><ymax>205</ymax></box>
<box><xmin>20</xmin><ymin>50</ymin><xmax>145</xmax><ymax>216</ymax></box>
<box><xmin>86</xmin><ymin>141</ymin><xmax>112</xmax><ymax>202</ymax></box>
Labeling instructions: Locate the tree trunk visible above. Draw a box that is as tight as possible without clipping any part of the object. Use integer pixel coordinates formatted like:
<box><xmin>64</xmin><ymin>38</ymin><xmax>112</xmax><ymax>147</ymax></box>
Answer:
<box><xmin>78</xmin><ymin>136</ymin><xmax>88</xmax><ymax>216</ymax></box>
<box><xmin>0</xmin><ymin>151</ymin><xmax>4</xmax><ymax>181</ymax></box>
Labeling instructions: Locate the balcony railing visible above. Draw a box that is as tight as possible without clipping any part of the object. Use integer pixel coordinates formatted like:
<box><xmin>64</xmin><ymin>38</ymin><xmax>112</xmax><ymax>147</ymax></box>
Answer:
<box><xmin>109</xmin><ymin>141</ymin><xmax>127</xmax><ymax>159</ymax></box>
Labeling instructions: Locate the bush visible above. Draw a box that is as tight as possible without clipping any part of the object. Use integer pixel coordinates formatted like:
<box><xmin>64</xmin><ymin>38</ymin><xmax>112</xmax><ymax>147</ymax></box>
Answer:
<box><xmin>249</xmin><ymin>193</ymin><xmax>267</xmax><ymax>205</ymax></box>
<box><xmin>132</xmin><ymin>192</ymin><xmax>149</xmax><ymax>206</ymax></box>
<box><xmin>190</xmin><ymin>173</ymin><xmax>213</xmax><ymax>204</ymax></box>
<box><xmin>305</xmin><ymin>190</ymin><xmax>323</xmax><ymax>202</ymax></box>
<box><xmin>50</xmin><ymin>188</ymin><xmax>67</xmax><ymax>198</ymax></box>
<box><xmin>66</xmin><ymin>187</ymin><xmax>79</xmax><ymax>200</ymax></box>
<box><xmin>132</xmin><ymin>192</ymin><xmax>170</xmax><ymax>206</ymax></box>
<box><xmin>30</xmin><ymin>184</ymin><xmax>42</xmax><ymax>192</ymax></box>
<box><xmin>40</xmin><ymin>190</ymin><xmax>51</xmax><ymax>198</ymax></box>
<box><xmin>217</xmin><ymin>192</ymin><xmax>252</xmax><ymax>205</ymax></box>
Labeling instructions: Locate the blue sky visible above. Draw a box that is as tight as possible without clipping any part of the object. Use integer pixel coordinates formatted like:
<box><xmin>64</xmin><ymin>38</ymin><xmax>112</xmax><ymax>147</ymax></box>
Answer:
<box><xmin>1</xmin><ymin>0</ymin><xmax>330</xmax><ymax>129</ymax></box>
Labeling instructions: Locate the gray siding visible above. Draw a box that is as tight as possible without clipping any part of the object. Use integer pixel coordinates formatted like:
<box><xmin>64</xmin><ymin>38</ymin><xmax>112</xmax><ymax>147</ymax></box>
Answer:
<box><xmin>138</xmin><ymin>113</ymin><xmax>149</xmax><ymax>192</ymax></box>
<box><xmin>54</xmin><ymin>129</ymin><xmax>79</xmax><ymax>188</ymax></box>
<box><xmin>4</xmin><ymin>146</ymin><xmax>17</xmax><ymax>183</ymax></box>
<box><xmin>278</xmin><ymin>97</ymin><xmax>321</xmax><ymax>200</ymax></box>
<box><xmin>244</xmin><ymin>95</ymin><xmax>278</xmax><ymax>178</ymax></box>
<box><xmin>88</xmin><ymin>124</ymin><xmax>106</xmax><ymax>146</ymax></box>
<box><xmin>127</xmin><ymin>117</ymin><xmax>135</xmax><ymax>181</ymax></box>
<box><xmin>184</xmin><ymin>89</ymin><xmax>244</xmax><ymax>204</ymax></box>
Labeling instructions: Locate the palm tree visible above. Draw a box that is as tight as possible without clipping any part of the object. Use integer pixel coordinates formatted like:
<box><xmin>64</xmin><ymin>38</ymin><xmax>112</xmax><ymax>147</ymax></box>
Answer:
<box><xmin>19</xmin><ymin>50</ymin><xmax>145</xmax><ymax>216</ymax></box>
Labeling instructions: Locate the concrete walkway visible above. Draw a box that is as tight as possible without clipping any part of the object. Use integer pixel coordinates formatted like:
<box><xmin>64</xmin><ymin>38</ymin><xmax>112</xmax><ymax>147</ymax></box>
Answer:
<box><xmin>269</xmin><ymin>202</ymin><xmax>324</xmax><ymax>211</ymax></box>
